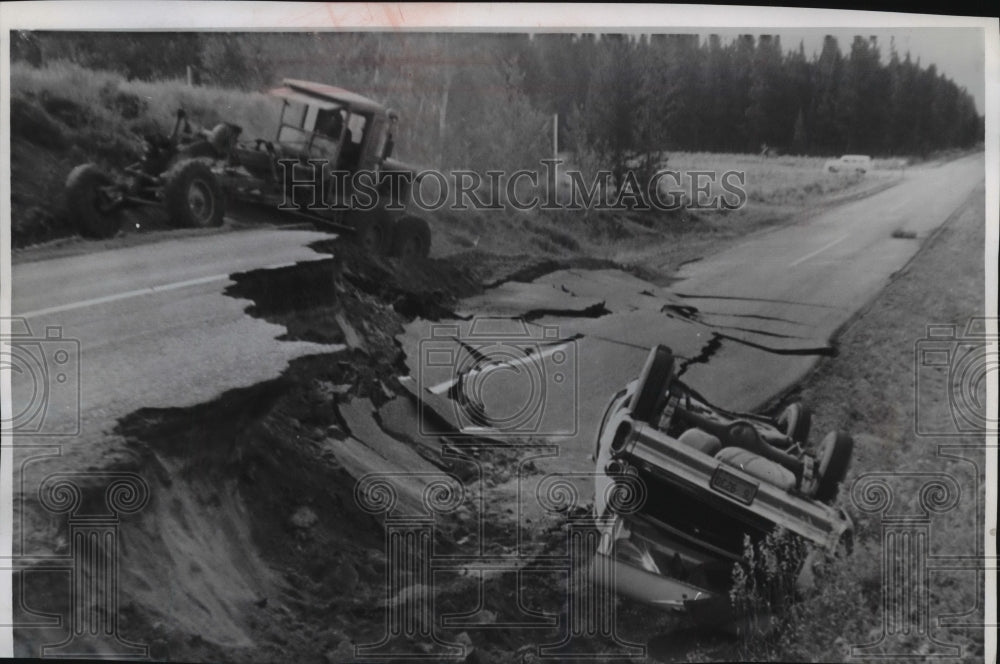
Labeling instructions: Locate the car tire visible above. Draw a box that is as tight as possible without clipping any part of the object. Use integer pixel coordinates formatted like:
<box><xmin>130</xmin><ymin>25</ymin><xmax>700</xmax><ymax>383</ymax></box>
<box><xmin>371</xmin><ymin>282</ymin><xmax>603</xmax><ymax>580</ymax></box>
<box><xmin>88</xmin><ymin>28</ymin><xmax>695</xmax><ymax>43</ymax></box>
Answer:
<box><xmin>391</xmin><ymin>215</ymin><xmax>432</xmax><ymax>260</ymax></box>
<box><xmin>813</xmin><ymin>431</ymin><xmax>854</xmax><ymax>504</ymax></box>
<box><xmin>163</xmin><ymin>159</ymin><xmax>225</xmax><ymax>228</ymax></box>
<box><xmin>777</xmin><ymin>403</ymin><xmax>812</xmax><ymax>445</ymax></box>
<box><xmin>65</xmin><ymin>164</ymin><xmax>123</xmax><ymax>239</ymax></box>
<box><xmin>629</xmin><ymin>345</ymin><xmax>674</xmax><ymax>425</ymax></box>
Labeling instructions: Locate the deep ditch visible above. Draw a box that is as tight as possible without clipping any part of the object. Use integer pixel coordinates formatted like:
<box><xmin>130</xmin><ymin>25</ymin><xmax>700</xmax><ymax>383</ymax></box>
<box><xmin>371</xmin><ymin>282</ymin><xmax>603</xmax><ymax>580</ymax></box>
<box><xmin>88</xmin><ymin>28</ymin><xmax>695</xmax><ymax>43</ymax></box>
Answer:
<box><xmin>18</xmin><ymin>237</ymin><xmax>803</xmax><ymax>662</ymax></box>
<box><xmin>17</xmin><ymin>239</ymin><xmax>696</xmax><ymax>663</ymax></box>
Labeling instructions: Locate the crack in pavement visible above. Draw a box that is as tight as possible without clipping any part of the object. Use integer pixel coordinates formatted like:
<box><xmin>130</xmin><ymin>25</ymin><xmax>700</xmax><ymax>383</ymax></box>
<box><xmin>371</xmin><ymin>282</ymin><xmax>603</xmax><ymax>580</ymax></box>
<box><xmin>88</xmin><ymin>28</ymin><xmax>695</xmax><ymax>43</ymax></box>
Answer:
<box><xmin>454</xmin><ymin>337</ymin><xmax>494</xmax><ymax>365</ymax></box>
<box><xmin>657</xmin><ymin>301</ymin><xmax>808</xmax><ymax>328</ymax></box>
<box><xmin>661</xmin><ymin>303</ymin><xmax>701</xmax><ymax>319</ymax></box>
<box><xmin>677</xmin><ymin>333</ymin><xmax>724</xmax><ymax>376</ymax></box>
<box><xmin>704</xmin><ymin>324</ymin><xmax>801</xmax><ymax>340</ymax></box>
<box><xmin>483</xmin><ymin>258</ymin><xmax>621</xmax><ymax>289</ymax></box>
<box><xmin>676</xmin><ymin>329</ymin><xmax>836</xmax><ymax>378</ymax></box>
<box><xmin>707</xmin><ymin>311</ymin><xmax>807</xmax><ymax>326</ymax></box>
<box><xmin>662</xmin><ymin>313</ymin><xmax>803</xmax><ymax>341</ymax></box>
<box><xmin>652</xmin><ymin>290</ymin><xmax>808</xmax><ymax>327</ymax></box>
<box><xmin>660</xmin><ymin>303</ymin><xmax>805</xmax><ymax>340</ymax></box>
<box><xmin>717</xmin><ymin>332</ymin><xmax>837</xmax><ymax>357</ymax></box>
<box><xmin>523</xmin><ymin>301</ymin><xmax>612</xmax><ymax>322</ymax></box>
<box><xmin>672</xmin><ymin>292</ymin><xmax>843</xmax><ymax>309</ymax></box>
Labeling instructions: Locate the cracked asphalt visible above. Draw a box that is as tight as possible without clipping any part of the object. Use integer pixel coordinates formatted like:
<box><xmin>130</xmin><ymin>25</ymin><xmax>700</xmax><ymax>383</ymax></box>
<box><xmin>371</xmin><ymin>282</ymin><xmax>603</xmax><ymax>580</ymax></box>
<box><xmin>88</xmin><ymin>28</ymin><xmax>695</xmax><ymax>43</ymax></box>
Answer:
<box><xmin>9</xmin><ymin>155</ymin><xmax>982</xmax><ymax>482</ymax></box>
<box><xmin>6</xmin><ymin>152</ymin><xmax>985</xmax><ymax>662</ymax></box>
<box><xmin>398</xmin><ymin>153</ymin><xmax>985</xmax><ymax>477</ymax></box>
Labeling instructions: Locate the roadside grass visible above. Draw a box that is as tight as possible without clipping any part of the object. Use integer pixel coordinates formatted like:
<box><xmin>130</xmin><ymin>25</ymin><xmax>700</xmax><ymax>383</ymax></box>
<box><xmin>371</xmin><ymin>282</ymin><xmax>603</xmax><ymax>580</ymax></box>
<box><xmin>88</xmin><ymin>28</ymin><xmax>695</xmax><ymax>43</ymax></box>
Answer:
<box><xmin>11</xmin><ymin>60</ymin><xmax>281</xmax><ymax>141</ymax></box>
<box><xmin>663</xmin><ymin>151</ymin><xmax>869</xmax><ymax>206</ymax></box>
<box><xmin>9</xmin><ymin>61</ymin><xmax>281</xmax><ymax>246</ymax></box>
<box><xmin>728</xmin><ymin>187</ymin><xmax>987</xmax><ymax>662</ymax></box>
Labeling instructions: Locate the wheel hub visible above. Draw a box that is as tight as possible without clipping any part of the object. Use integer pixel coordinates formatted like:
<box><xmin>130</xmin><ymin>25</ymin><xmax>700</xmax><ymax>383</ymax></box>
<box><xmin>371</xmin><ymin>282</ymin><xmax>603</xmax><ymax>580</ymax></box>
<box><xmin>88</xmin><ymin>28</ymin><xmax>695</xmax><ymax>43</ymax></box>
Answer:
<box><xmin>188</xmin><ymin>179</ymin><xmax>214</xmax><ymax>222</ymax></box>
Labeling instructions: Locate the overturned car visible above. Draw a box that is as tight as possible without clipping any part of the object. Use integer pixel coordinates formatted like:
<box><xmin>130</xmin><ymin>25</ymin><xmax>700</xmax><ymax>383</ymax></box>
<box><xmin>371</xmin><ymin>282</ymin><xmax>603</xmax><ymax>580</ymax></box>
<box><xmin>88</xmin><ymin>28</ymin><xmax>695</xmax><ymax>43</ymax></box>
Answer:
<box><xmin>591</xmin><ymin>345</ymin><xmax>854</xmax><ymax>621</ymax></box>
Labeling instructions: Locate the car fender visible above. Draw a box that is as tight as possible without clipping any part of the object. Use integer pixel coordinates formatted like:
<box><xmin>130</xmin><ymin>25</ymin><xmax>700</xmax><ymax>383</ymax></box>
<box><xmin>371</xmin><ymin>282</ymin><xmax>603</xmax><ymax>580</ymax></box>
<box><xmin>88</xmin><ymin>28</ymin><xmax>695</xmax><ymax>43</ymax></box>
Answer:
<box><xmin>593</xmin><ymin>394</ymin><xmax>635</xmax><ymax>519</ymax></box>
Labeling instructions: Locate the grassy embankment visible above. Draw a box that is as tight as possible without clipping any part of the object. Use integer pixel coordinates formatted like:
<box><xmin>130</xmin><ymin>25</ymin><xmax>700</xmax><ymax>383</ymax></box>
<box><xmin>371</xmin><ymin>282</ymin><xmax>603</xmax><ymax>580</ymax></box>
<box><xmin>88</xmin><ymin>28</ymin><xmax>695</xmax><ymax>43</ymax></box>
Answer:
<box><xmin>721</xmin><ymin>187</ymin><xmax>987</xmax><ymax>662</ymax></box>
<box><xmin>9</xmin><ymin>61</ymin><xmax>281</xmax><ymax>246</ymax></box>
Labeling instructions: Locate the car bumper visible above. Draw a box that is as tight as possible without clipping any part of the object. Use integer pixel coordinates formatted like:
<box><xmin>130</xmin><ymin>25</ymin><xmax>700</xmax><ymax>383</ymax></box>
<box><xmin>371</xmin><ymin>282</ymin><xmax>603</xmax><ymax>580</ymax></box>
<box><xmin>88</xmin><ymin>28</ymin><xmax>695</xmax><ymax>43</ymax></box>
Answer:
<box><xmin>590</xmin><ymin>550</ymin><xmax>714</xmax><ymax>610</ymax></box>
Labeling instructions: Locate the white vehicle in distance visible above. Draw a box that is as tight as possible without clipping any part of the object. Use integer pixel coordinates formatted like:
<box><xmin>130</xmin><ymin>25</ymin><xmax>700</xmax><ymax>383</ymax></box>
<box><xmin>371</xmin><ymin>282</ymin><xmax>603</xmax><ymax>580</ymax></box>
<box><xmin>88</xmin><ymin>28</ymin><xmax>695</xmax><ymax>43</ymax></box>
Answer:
<box><xmin>824</xmin><ymin>154</ymin><xmax>872</xmax><ymax>174</ymax></box>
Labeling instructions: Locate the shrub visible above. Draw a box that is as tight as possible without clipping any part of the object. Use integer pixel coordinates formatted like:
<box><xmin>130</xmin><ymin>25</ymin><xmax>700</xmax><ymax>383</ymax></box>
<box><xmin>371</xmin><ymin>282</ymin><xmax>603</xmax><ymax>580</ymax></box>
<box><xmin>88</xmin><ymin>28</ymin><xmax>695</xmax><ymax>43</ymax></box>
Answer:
<box><xmin>10</xmin><ymin>96</ymin><xmax>67</xmax><ymax>151</ymax></box>
<box><xmin>728</xmin><ymin>528</ymin><xmax>807</xmax><ymax>654</ymax></box>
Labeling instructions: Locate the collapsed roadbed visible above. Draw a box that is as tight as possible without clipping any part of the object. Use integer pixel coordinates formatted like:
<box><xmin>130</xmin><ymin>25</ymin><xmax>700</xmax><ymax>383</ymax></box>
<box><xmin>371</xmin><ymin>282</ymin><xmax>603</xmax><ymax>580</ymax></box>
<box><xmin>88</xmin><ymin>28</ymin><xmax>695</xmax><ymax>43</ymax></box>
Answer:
<box><xmin>14</xmin><ymin>241</ymin><xmax>696</xmax><ymax>662</ymax></box>
<box><xmin>13</xmin><ymin>219</ymin><xmax>927</xmax><ymax>661</ymax></box>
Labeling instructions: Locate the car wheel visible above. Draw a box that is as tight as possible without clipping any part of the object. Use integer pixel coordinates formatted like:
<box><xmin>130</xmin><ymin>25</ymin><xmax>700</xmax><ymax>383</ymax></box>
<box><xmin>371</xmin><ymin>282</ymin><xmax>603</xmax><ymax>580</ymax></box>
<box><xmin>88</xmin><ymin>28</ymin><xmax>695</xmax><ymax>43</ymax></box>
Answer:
<box><xmin>629</xmin><ymin>345</ymin><xmax>674</xmax><ymax>425</ymax></box>
<box><xmin>777</xmin><ymin>403</ymin><xmax>812</xmax><ymax>445</ymax></box>
<box><xmin>65</xmin><ymin>164</ymin><xmax>123</xmax><ymax>239</ymax></box>
<box><xmin>163</xmin><ymin>159</ymin><xmax>225</xmax><ymax>228</ymax></box>
<box><xmin>813</xmin><ymin>431</ymin><xmax>854</xmax><ymax>504</ymax></box>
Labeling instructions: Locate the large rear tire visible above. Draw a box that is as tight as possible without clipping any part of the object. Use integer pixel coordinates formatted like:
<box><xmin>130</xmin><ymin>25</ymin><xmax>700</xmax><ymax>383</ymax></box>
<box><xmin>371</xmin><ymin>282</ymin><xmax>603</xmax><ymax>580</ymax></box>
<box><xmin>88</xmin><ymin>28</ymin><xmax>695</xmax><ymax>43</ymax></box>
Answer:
<box><xmin>65</xmin><ymin>164</ymin><xmax>123</xmax><ymax>239</ymax></box>
<box><xmin>391</xmin><ymin>215</ymin><xmax>432</xmax><ymax>260</ymax></box>
<box><xmin>629</xmin><ymin>345</ymin><xmax>675</xmax><ymax>425</ymax></box>
<box><xmin>813</xmin><ymin>431</ymin><xmax>854</xmax><ymax>504</ymax></box>
<box><xmin>163</xmin><ymin>159</ymin><xmax>225</xmax><ymax>228</ymax></box>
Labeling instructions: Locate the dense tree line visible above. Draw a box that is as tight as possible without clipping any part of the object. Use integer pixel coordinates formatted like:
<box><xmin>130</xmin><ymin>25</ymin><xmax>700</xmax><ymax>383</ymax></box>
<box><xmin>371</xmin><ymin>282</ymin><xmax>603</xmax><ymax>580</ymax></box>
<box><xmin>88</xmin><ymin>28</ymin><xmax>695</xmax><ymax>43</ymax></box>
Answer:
<box><xmin>13</xmin><ymin>31</ymin><xmax>983</xmax><ymax>171</ymax></box>
<box><xmin>540</xmin><ymin>33</ymin><xmax>983</xmax><ymax>158</ymax></box>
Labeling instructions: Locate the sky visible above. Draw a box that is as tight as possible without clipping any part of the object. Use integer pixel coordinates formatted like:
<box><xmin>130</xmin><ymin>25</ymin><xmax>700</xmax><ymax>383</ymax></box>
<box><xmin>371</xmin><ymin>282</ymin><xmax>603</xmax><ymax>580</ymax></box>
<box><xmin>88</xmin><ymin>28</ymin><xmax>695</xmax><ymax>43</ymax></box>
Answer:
<box><xmin>702</xmin><ymin>28</ymin><xmax>986</xmax><ymax>113</ymax></box>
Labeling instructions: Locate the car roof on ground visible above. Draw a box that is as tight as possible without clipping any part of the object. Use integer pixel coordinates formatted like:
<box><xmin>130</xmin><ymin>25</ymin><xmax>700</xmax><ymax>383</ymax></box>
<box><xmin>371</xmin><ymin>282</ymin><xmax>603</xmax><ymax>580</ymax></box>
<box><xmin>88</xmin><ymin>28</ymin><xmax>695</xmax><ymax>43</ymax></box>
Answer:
<box><xmin>273</xmin><ymin>79</ymin><xmax>386</xmax><ymax>115</ymax></box>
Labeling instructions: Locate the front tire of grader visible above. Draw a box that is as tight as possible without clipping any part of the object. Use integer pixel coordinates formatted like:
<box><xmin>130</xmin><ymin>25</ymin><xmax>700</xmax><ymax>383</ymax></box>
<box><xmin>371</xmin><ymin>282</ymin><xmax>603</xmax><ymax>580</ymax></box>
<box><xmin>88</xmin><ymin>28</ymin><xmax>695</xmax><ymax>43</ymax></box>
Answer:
<box><xmin>163</xmin><ymin>159</ymin><xmax>225</xmax><ymax>228</ymax></box>
<box><xmin>352</xmin><ymin>210</ymin><xmax>394</xmax><ymax>255</ymax></box>
<box><xmin>391</xmin><ymin>215</ymin><xmax>432</xmax><ymax>260</ymax></box>
<box><xmin>65</xmin><ymin>163</ymin><xmax>123</xmax><ymax>239</ymax></box>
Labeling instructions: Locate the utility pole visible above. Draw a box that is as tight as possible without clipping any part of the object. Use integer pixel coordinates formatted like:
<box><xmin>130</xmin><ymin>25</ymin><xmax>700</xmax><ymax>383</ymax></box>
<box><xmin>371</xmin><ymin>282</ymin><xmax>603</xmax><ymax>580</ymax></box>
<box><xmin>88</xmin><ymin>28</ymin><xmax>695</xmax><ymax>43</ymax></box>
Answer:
<box><xmin>553</xmin><ymin>113</ymin><xmax>559</xmax><ymax>161</ymax></box>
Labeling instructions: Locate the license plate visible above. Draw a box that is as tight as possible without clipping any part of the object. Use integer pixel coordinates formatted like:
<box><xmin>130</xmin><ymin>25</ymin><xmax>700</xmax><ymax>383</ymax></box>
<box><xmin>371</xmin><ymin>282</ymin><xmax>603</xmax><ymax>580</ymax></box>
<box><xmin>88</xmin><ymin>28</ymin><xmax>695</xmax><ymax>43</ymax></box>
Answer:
<box><xmin>710</xmin><ymin>466</ymin><xmax>758</xmax><ymax>505</ymax></box>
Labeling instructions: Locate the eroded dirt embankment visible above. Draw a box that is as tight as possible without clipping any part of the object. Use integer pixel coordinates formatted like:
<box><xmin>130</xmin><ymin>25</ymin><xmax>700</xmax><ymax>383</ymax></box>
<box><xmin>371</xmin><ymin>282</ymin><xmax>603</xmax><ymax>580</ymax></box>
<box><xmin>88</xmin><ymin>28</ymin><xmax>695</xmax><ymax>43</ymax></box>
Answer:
<box><xmin>24</xmin><ymin>231</ymin><xmax>850</xmax><ymax>662</ymax></box>
<box><xmin>16</xmin><ymin>242</ymin><xmax>682</xmax><ymax>663</ymax></box>
<box><xmin>15</xmin><ymin>226</ymin><xmax>862</xmax><ymax>662</ymax></box>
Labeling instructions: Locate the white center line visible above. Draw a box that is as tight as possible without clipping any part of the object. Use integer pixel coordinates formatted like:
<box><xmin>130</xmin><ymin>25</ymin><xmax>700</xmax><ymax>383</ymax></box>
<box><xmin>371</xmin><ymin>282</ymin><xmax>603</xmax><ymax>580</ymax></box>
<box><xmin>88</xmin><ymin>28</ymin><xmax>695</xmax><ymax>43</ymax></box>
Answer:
<box><xmin>788</xmin><ymin>233</ymin><xmax>850</xmax><ymax>267</ymax></box>
<box><xmin>16</xmin><ymin>261</ymin><xmax>299</xmax><ymax>319</ymax></box>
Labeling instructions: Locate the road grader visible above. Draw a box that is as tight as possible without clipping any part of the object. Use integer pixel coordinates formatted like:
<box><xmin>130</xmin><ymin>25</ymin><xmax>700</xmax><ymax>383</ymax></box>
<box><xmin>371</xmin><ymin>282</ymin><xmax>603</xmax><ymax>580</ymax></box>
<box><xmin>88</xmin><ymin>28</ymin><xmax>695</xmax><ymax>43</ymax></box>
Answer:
<box><xmin>65</xmin><ymin>79</ymin><xmax>432</xmax><ymax>258</ymax></box>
